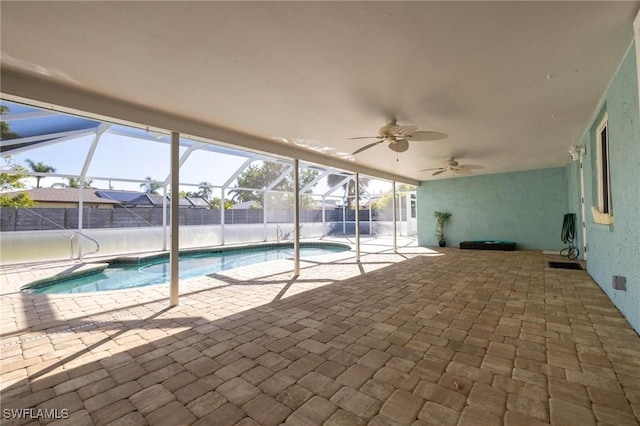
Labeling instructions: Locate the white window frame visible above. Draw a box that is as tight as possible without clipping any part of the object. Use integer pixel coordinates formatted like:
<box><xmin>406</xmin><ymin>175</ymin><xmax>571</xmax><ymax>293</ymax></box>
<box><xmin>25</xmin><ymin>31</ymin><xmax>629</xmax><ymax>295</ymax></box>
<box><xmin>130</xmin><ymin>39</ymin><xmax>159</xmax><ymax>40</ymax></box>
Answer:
<box><xmin>596</xmin><ymin>114</ymin><xmax>612</xmax><ymax>215</ymax></box>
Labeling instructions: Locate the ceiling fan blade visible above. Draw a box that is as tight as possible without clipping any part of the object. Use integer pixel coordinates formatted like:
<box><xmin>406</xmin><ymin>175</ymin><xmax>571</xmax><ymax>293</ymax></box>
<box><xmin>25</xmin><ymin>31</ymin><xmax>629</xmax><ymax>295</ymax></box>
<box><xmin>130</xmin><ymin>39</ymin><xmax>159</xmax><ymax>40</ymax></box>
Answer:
<box><xmin>432</xmin><ymin>170</ymin><xmax>446</xmax><ymax>176</ymax></box>
<box><xmin>389</xmin><ymin>125</ymin><xmax>418</xmax><ymax>136</ymax></box>
<box><xmin>410</xmin><ymin>131</ymin><xmax>448</xmax><ymax>141</ymax></box>
<box><xmin>454</xmin><ymin>168</ymin><xmax>473</xmax><ymax>176</ymax></box>
<box><xmin>459</xmin><ymin>164</ymin><xmax>485</xmax><ymax>170</ymax></box>
<box><xmin>418</xmin><ymin>167</ymin><xmax>441</xmax><ymax>172</ymax></box>
<box><xmin>352</xmin><ymin>140</ymin><xmax>384</xmax><ymax>155</ymax></box>
<box><xmin>348</xmin><ymin>136</ymin><xmax>382</xmax><ymax>140</ymax></box>
<box><xmin>388</xmin><ymin>139</ymin><xmax>409</xmax><ymax>153</ymax></box>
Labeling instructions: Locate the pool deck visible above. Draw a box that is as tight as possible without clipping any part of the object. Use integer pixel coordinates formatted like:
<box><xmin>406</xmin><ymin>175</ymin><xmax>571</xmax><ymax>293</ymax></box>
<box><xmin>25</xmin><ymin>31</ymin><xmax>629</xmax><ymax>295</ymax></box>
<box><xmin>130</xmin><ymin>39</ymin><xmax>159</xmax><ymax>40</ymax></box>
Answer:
<box><xmin>1</xmin><ymin>236</ymin><xmax>639</xmax><ymax>425</ymax></box>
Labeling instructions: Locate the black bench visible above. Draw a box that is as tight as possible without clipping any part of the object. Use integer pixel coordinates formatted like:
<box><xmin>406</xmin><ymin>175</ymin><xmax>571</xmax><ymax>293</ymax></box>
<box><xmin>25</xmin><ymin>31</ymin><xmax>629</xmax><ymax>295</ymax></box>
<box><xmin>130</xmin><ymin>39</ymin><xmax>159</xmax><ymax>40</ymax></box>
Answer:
<box><xmin>459</xmin><ymin>241</ymin><xmax>516</xmax><ymax>251</ymax></box>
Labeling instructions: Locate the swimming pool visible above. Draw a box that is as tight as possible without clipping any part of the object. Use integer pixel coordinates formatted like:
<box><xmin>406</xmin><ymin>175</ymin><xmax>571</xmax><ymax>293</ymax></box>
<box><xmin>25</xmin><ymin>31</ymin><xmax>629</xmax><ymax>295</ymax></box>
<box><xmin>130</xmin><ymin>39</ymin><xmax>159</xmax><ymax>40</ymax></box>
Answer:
<box><xmin>26</xmin><ymin>243</ymin><xmax>349</xmax><ymax>294</ymax></box>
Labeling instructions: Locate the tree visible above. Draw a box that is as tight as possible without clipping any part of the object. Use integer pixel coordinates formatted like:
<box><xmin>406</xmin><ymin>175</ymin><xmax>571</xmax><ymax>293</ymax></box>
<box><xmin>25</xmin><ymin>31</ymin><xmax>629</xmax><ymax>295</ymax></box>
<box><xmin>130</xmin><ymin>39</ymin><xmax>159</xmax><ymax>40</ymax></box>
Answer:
<box><xmin>140</xmin><ymin>177</ymin><xmax>163</xmax><ymax>195</ymax></box>
<box><xmin>0</xmin><ymin>192</ymin><xmax>36</xmax><ymax>208</ymax></box>
<box><xmin>0</xmin><ymin>109</ymin><xmax>35</xmax><ymax>207</ymax></box>
<box><xmin>52</xmin><ymin>178</ymin><xmax>93</xmax><ymax>188</ymax></box>
<box><xmin>1</xmin><ymin>106</ymin><xmax>20</xmax><ymax>140</ymax></box>
<box><xmin>0</xmin><ymin>156</ymin><xmax>36</xmax><ymax>208</ymax></box>
<box><xmin>327</xmin><ymin>174</ymin><xmax>370</xmax><ymax>209</ymax></box>
<box><xmin>370</xmin><ymin>184</ymin><xmax>414</xmax><ymax>210</ymax></box>
<box><xmin>230</xmin><ymin>162</ymin><xmax>319</xmax><ymax>208</ymax></box>
<box><xmin>209</xmin><ymin>197</ymin><xmax>234</xmax><ymax>210</ymax></box>
<box><xmin>25</xmin><ymin>158</ymin><xmax>56</xmax><ymax>188</ymax></box>
<box><xmin>198</xmin><ymin>181</ymin><xmax>212</xmax><ymax>201</ymax></box>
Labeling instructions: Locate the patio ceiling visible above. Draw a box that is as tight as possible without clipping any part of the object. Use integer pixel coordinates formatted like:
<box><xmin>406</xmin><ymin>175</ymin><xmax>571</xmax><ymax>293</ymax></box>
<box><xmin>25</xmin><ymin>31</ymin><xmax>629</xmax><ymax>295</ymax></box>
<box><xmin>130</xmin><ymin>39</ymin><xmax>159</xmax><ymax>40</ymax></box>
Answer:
<box><xmin>1</xmin><ymin>2</ymin><xmax>638</xmax><ymax>182</ymax></box>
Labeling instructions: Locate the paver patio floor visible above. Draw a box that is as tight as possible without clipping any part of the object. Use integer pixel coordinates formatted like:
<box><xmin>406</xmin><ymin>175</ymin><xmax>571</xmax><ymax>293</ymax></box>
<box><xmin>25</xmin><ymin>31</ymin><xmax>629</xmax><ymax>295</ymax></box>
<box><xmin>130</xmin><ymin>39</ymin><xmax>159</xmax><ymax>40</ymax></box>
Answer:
<box><xmin>1</xmin><ymin>238</ymin><xmax>639</xmax><ymax>425</ymax></box>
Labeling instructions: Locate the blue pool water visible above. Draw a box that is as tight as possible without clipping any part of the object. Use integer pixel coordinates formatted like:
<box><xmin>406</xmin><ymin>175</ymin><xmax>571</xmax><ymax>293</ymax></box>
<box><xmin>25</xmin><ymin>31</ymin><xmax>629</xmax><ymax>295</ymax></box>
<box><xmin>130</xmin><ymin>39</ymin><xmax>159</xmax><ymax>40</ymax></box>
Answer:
<box><xmin>29</xmin><ymin>245</ymin><xmax>348</xmax><ymax>294</ymax></box>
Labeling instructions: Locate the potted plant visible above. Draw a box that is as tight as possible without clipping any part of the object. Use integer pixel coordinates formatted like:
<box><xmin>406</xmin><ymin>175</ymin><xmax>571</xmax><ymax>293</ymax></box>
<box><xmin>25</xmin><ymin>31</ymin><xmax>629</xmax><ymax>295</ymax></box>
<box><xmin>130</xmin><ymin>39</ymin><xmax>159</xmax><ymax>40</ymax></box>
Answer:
<box><xmin>434</xmin><ymin>211</ymin><xmax>452</xmax><ymax>247</ymax></box>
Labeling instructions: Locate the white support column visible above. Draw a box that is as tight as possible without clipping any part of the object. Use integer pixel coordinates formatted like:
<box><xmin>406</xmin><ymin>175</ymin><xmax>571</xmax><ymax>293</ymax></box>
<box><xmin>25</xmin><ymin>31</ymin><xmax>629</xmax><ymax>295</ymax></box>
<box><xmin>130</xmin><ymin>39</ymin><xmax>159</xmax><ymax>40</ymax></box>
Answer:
<box><xmin>398</xmin><ymin>190</ymin><xmax>403</xmax><ymax>236</ymax></box>
<box><xmin>220</xmin><ymin>188</ymin><xmax>225</xmax><ymax>245</ymax></box>
<box><xmin>355</xmin><ymin>173</ymin><xmax>360</xmax><ymax>262</ymax></box>
<box><xmin>342</xmin><ymin>202</ymin><xmax>346</xmax><ymax>234</ymax></box>
<box><xmin>368</xmin><ymin>202</ymin><xmax>372</xmax><ymax>236</ymax></box>
<box><xmin>162</xmin><ymin>184</ymin><xmax>168</xmax><ymax>250</ymax></box>
<box><xmin>579</xmin><ymin>149</ymin><xmax>587</xmax><ymax>260</ymax></box>
<box><xmin>392</xmin><ymin>181</ymin><xmax>397</xmax><ymax>252</ymax></box>
<box><xmin>293</xmin><ymin>159</ymin><xmax>300</xmax><ymax>277</ymax></box>
<box><xmin>170</xmin><ymin>132</ymin><xmax>180</xmax><ymax>306</ymax></box>
<box><xmin>321</xmin><ymin>196</ymin><xmax>326</xmax><ymax>237</ymax></box>
<box><xmin>263</xmin><ymin>190</ymin><xmax>268</xmax><ymax>241</ymax></box>
<box><xmin>78</xmin><ymin>184</ymin><xmax>84</xmax><ymax>259</ymax></box>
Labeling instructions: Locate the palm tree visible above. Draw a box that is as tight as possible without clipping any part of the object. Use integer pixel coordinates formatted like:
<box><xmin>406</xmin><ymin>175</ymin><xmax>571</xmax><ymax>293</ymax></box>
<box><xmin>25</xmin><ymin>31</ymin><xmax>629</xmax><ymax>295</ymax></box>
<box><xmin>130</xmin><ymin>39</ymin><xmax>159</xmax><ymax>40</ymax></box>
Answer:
<box><xmin>140</xmin><ymin>177</ymin><xmax>162</xmax><ymax>195</ymax></box>
<box><xmin>327</xmin><ymin>174</ymin><xmax>370</xmax><ymax>209</ymax></box>
<box><xmin>25</xmin><ymin>159</ymin><xmax>56</xmax><ymax>188</ymax></box>
<box><xmin>52</xmin><ymin>178</ymin><xmax>93</xmax><ymax>188</ymax></box>
<box><xmin>198</xmin><ymin>181</ymin><xmax>212</xmax><ymax>201</ymax></box>
<box><xmin>1</xmin><ymin>106</ymin><xmax>20</xmax><ymax>140</ymax></box>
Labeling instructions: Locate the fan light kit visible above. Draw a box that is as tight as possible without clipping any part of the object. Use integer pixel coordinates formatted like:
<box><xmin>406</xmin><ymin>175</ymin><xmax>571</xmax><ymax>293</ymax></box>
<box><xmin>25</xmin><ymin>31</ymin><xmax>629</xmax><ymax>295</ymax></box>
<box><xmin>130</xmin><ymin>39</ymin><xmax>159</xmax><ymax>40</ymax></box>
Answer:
<box><xmin>350</xmin><ymin>120</ymin><xmax>447</xmax><ymax>160</ymax></box>
<box><xmin>419</xmin><ymin>157</ymin><xmax>485</xmax><ymax>176</ymax></box>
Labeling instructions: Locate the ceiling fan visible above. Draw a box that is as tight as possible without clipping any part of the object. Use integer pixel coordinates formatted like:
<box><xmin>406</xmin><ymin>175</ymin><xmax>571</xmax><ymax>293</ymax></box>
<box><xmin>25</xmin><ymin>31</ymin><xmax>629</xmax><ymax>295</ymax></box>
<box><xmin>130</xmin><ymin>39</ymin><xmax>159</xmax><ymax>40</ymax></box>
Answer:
<box><xmin>351</xmin><ymin>120</ymin><xmax>447</xmax><ymax>155</ymax></box>
<box><xmin>419</xmin><ymin>157</ymin><xmax>485</xmax><ymax>176</ymax></box>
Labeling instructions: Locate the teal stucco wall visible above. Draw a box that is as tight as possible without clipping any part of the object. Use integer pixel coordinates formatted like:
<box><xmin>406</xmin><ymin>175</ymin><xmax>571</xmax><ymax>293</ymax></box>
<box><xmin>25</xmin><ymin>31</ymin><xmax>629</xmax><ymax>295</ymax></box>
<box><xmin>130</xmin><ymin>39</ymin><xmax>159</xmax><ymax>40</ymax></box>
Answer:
<box><xmin>417</xmin><ymin>167</ymin><xmax>568</xmax><ymax>250</ymax></box>
<box><xmin>570</xmin><ymin>44</ymin><xmax>640</xmax><ymax>334</ymax></box>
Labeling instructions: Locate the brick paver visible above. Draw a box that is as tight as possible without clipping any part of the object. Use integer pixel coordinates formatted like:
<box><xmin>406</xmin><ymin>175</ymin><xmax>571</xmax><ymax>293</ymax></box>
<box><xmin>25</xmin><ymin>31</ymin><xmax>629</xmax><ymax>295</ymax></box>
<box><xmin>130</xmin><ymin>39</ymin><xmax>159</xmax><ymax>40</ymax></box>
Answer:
<box><xmin>2</xmin><ymin>237</ymin><xmax>640</xmax><ymax>425</ymax></box>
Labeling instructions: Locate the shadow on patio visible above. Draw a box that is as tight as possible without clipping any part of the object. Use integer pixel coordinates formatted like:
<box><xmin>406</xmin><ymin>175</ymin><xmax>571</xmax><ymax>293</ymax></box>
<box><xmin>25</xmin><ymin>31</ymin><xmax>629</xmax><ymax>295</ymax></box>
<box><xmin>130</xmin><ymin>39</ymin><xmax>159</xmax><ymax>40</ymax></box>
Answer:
<box><xmin>2</xmin><ymin>248</ymin><xmax>639</xmax><ymax>425</ymax></box>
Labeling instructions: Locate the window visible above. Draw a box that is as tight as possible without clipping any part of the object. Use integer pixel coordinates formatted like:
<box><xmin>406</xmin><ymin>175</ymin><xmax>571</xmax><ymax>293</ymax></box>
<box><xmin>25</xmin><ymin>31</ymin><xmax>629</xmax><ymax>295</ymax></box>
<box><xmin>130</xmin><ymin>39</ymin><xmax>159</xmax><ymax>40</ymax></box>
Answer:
<box><xmin>596</xmin><ymin>114</ymin><xmax>612</xmax><ymax>214</ymax></box>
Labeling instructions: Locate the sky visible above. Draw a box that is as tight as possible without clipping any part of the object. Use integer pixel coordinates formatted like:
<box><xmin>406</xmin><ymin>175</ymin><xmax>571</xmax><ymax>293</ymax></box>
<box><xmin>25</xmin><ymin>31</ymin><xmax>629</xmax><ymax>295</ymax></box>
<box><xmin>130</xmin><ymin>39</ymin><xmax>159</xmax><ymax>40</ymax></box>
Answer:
<box><xmin>1</xmin><ymin>100</ymin><xmax>402</xmax><ymax>198</ymax></box>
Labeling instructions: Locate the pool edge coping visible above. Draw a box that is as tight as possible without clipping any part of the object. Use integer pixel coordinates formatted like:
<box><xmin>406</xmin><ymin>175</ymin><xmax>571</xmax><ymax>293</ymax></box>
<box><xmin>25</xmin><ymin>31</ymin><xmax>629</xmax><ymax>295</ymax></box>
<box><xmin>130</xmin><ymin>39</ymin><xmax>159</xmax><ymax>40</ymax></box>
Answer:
<box><xmin>19</xmin><ymin>241</ymin><xmax>353</xmax><ymax>294</ymax></box>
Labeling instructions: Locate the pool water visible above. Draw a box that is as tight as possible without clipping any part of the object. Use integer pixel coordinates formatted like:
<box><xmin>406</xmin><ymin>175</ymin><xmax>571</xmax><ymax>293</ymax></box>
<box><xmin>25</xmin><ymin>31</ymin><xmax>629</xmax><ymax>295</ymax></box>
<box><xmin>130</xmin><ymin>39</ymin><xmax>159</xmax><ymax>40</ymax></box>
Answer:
<box><xmin>30</xmin><ymin>245</ymin><xmax>348</xmax><ymax>294</ymax></box>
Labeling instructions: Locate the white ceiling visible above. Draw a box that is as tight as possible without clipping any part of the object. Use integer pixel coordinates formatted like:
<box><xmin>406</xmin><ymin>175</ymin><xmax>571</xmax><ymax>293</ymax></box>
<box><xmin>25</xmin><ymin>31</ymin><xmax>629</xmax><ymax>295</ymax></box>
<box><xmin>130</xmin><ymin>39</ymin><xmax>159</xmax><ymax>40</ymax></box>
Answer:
<box><xmin>1</xmin><ymin>2</ymin><xmax>638</xmax><ymax>182</ymax></box>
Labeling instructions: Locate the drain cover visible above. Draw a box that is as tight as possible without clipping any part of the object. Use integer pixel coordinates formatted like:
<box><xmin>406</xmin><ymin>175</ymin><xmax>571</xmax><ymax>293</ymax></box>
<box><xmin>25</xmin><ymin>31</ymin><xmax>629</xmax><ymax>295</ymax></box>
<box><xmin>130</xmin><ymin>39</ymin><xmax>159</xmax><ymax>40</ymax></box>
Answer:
<box><xmin>548</xmin><ymin>262</ymin><xmax>583</xmax><ymax>270</ymax></box>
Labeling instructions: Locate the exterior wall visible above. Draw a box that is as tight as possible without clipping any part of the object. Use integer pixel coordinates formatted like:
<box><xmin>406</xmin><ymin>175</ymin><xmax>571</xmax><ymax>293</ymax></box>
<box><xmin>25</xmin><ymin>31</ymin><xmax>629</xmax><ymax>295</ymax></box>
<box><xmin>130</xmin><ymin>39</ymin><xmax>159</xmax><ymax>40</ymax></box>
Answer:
<box><xmin>417</xmin><ymin>167</ymin><xmax>568</xmax><ymax>250</ymax></box>
<box><xmin>571</xmin><ymin>44</ymin><xmax>640</xmax><ymax>333</ymax></box>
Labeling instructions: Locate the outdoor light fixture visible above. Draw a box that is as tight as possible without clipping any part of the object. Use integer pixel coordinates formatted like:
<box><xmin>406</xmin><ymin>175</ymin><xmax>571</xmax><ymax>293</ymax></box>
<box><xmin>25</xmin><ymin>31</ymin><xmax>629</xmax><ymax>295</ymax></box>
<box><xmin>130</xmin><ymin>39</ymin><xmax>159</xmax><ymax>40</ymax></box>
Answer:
<box><xmin>569</xmin><ymin>145</ymin><xmax>585</xmax><ymax>161</ymax></box>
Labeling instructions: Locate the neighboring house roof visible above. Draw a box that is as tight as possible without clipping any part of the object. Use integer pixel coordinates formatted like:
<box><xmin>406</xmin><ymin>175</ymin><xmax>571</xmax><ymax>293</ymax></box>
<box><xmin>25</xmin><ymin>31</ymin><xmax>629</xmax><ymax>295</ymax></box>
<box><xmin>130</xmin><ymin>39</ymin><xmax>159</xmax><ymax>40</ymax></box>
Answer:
<box><xmin>171</xmin><ymin>196</ymin><xmax>193</xmax><ymax>207</ymax></box>
<box><xmin>7</xmin><ymin>188</ymin><xmax>121</xmax><ymax>205</ymax></box>
<box><xmin>231</xmin><ymin>201</ymin><xmax>259</xmax><ymax>210</ymax></box>
<box><xmin>186</xmin><ymin>197</ymin><xmax>210</xmax><ymax>208</ymax></box>
<box><xmin>6</xmin><ymin>188</ymin><xmax>212</xmax><ymax>208</ymax></box>
<box><xmin>146</xmin><ymin>194</ymin><xmax>166</xmax><ymax>205</ymax></box>
<box><xmin>95</xmin><ymin>190</ymin><xmax>153</xmax><ymax>205</ymax></box>
<box><xmin>96</xmin><ymin>190</ymin><xmax>207</xmax><ymax>208</ymax></box>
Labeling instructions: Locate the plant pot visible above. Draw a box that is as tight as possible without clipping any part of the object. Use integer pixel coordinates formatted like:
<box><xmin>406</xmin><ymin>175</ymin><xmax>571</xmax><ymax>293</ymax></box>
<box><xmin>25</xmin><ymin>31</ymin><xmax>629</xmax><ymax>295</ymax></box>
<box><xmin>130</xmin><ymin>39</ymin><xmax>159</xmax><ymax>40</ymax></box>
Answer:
<box><xmin>438</xmin><ymin>240</ymin><xmax>446</xmax><ymax>247</ymax></box>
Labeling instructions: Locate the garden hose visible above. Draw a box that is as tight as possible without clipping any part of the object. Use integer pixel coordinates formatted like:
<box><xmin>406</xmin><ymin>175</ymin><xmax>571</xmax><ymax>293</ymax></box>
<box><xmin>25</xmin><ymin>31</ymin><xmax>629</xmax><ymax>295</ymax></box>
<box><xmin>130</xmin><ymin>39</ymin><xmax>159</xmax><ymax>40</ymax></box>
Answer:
<box><xmin>560</xmin><ymin>213</ymin><xmax>579</xmax><ymax>260</ymax></box>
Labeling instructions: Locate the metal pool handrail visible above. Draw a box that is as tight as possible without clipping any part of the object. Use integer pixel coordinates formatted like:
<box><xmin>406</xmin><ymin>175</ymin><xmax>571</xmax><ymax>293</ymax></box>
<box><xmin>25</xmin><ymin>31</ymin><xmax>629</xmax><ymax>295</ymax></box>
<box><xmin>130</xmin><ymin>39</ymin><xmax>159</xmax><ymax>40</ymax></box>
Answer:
<box><xmin>70</xmin><ymin>232</ymin><xmax>100</xmax><ymax>259</ymax></box>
